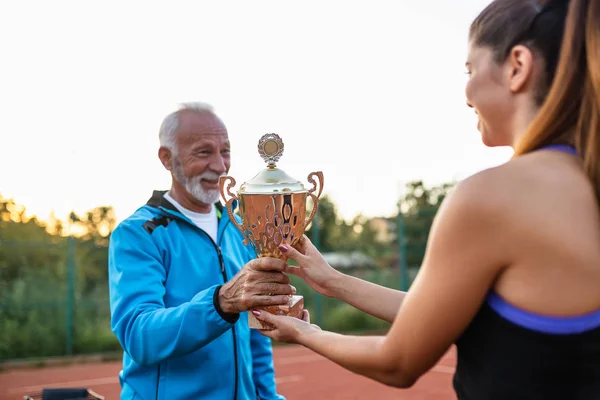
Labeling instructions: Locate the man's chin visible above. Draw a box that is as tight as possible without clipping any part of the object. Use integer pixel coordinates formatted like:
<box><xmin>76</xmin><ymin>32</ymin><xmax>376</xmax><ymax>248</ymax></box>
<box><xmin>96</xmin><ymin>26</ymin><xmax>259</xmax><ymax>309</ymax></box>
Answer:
<box><xmin>190</xmin><ymin>190</ymin><xmax>220</xmax><ymax>205</ymax></box>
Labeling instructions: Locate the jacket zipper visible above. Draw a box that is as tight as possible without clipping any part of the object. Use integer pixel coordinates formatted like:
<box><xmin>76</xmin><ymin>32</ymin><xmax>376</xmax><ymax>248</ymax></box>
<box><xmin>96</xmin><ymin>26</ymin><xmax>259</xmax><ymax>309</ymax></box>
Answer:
<box><xmin>214</xmin><ymin>218</ymin><xmax>239</xmax><ymax>400</ymax></box>
<box><xmin>217</xmin><ymin>245</ymin><xmax>239</xmax><ymax>400</ymax></box>
<box><xmin>156</xmin><ymin>365</ymin><xmax>161</xmax><ymax>400</ymax></box>
<box><xmin>158</xmin><ymin>207</ymin><xmax>239</xmax><ymax>400</ymax></box>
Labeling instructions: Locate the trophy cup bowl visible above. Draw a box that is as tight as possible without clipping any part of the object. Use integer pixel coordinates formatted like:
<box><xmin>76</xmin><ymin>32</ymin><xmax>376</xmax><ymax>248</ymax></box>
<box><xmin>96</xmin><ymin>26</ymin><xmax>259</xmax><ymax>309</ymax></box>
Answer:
<box><xmin>219</xmin><ymin>133</ymin><xmax>324</xmax><ymax>329</ymax></box>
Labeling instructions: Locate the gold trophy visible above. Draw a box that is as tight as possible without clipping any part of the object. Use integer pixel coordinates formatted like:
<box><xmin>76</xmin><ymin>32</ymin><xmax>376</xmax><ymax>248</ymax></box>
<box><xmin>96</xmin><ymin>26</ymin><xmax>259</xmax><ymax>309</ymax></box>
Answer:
<box><xmin>219</xmin><ymin>133</ymin><xmax>324</xmax><ymax>329</ymax></box>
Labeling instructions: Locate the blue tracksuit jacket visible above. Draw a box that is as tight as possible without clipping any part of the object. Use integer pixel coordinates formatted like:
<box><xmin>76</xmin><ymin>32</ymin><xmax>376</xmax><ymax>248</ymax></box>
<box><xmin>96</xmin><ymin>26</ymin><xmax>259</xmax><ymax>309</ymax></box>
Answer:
<box><xmin>108</xmin><ymin>190</ymin><xmax>285</xmax><ymax>400</ymax></box>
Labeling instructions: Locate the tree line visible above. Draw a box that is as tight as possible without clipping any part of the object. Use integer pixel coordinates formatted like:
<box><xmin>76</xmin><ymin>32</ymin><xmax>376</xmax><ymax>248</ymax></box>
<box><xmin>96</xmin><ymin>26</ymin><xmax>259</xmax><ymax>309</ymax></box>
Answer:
<box><xmin>0</xmin><ymin>180</ymin><xmax>455</xmax><ymax>360</ymax></box>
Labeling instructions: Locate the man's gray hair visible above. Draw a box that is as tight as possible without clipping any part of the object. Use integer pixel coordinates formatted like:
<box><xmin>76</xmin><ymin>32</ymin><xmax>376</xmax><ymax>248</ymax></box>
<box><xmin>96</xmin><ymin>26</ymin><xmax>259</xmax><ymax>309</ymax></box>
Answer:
<box><xmin>158</xmin><ymin>102</ymin><xmax>215</xmax><ymax>153</ymax></box>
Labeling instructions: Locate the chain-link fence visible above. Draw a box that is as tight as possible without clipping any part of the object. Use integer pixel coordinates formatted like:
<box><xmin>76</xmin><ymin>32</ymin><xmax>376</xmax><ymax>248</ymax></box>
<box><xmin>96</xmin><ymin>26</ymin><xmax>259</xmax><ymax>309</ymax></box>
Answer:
<box><xmin>1</xmin><ymin>210</ymin><xmax>432</xmax><ymax>362</ymax></box>
<box><xmin>0</xmin><ymin>238</ymin><xmax>116</xmax><ymax>362</ymax></box>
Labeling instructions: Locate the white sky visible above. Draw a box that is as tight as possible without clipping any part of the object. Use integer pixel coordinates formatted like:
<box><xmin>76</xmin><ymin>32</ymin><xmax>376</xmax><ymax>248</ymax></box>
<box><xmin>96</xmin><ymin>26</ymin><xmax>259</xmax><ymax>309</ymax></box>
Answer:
<box><xmin>0</xmin><ymin>0</ymin><xmax>513</xmax><ymax>223</ymax></box>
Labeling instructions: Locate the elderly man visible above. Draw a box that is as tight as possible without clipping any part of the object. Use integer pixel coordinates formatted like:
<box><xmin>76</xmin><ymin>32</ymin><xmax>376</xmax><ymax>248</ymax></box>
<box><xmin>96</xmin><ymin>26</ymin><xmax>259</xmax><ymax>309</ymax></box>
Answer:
<box><xmin>108</xmin><ymin>103</ymin><xmax>292</xmax><ymax>400</ymax></box>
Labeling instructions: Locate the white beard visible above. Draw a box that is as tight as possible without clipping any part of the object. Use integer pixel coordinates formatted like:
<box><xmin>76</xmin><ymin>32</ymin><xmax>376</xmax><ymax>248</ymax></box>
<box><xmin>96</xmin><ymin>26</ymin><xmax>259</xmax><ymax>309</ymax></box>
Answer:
<box><xmin>172</xmin><ymin>157</ymin><xmax>222</xmax><ymax>205</ymax></box>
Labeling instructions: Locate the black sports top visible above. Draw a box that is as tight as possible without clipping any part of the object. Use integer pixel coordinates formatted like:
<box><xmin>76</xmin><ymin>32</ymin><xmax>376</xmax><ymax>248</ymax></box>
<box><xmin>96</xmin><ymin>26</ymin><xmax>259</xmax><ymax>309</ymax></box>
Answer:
<box><xmin>453</xmin><ymin>144</ymin><xmax>600</xmax><ymax>399</ymax></box>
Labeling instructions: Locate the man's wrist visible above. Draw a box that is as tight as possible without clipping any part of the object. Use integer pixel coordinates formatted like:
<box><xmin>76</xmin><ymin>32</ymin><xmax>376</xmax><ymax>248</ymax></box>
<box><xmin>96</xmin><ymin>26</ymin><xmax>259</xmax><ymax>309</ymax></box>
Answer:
<box><xmin>213</xmin><ymin>285</ymin><xmax>239</xmax><ymax>324</ymax></box>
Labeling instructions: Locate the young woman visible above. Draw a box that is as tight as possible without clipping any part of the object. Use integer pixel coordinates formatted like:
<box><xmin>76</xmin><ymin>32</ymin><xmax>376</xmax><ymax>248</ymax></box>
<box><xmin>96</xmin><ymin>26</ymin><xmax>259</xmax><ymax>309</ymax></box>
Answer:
<box><xmin>253</xmin><ymin>0</ymin><xmax>600</xmax><ymax>398</ymax></box>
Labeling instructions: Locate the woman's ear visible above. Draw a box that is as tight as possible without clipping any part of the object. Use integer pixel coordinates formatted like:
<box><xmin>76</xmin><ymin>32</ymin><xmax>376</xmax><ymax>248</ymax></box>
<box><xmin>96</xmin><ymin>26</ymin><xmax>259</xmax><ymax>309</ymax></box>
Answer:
<box><xmin>506</xmin><ymin>44</ymin><xmax>535</xmax><ymax>94</ymax></box>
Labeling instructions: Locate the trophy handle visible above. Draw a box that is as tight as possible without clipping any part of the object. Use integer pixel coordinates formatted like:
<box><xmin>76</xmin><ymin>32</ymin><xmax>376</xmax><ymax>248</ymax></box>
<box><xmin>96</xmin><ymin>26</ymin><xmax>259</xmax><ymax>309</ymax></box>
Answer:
<box><xmin>304</xmin><ymin>171</ymin><xmax>324</xmax><ymax>230</ymax></box>
<box><xmin>219</xmin><ymin>175</ymin><xmax>247</xmax><ymax>242</ymax></box>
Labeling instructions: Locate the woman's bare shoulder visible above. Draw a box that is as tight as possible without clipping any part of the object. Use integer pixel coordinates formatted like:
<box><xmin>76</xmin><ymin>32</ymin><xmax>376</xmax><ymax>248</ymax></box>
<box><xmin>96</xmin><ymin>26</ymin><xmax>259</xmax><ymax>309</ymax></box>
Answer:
<box><xmin>450</xmin><ymin>152</ymin><xmax>596</xmax><ymax>231</ymax></box>
<box><xmin>503</xmin><ymin>151</ymin><xmax>593</xmax><ymax>205</ymax></box>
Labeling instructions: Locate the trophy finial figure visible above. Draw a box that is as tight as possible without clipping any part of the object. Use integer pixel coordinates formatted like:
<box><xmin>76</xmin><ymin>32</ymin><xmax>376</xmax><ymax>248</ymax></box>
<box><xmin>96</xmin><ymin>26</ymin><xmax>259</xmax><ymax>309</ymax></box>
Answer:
<box><xmin>258</xmin><ymin>133</ymin><xmax>284</xmax><ymax>168</ymax></box>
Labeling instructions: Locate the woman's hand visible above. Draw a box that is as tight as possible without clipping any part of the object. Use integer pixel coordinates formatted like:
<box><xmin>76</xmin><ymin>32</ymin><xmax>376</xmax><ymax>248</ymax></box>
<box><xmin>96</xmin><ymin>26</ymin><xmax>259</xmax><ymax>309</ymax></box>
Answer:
<box><xmin>253</xmin><ymin>309</ymin><xmax>321</xmax><ymax>344</ymax></box>
<box><xmin>280</xmin><ymin>235</ymin><xmax>342</xmax><ymax>297</ymax></box>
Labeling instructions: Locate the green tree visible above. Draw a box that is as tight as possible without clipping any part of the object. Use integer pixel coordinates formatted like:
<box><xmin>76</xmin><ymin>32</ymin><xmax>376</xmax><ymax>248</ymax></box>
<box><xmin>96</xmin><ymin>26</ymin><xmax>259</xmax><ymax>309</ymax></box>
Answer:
<box><xmin>0</xmin><ymin>195</ymin><xmax>119</xmax><ymax>359</ymax></box>
<box><xmin>396</xmin><ymin>180</ymin><xmax>456</xmax><ymax>267</ymax></box>
<box><xmin>304</xmin><ymin>196</ymin><xmax>394</xmax><ymax>268</ymax></box>
<box><xmin>0</xmin><ymin>195</ymin><xmax>65</xmax><ymax>284</ymax></box>
<box><xmin>347</xmin><ymin>214</ymin><xmax>394</xmax><ymax>267</ymax></box>
<box><xmin>305</xmin><ymin>194</ymin><xmax>351</xmax><ymax>252</ymax></box>
<box><xmin>70</xmin><ymin>206</ymin><xmax>116</xmax><ymax>245</ymax></box>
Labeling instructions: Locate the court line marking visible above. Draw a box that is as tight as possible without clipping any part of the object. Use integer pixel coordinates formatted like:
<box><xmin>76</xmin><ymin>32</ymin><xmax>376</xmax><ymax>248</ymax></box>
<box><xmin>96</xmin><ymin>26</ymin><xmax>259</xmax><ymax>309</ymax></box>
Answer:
<box><xmin>276</xmin><ymin>354</ymin><xmax>325</xmax><ymax>365</ymax></box>
<box><xmin>7</xmin><ymin>374</ymin><xmax>305</xmax><ymax>395</ymax></box>
<box><xmin>431</xmin><ymin>365</ymin><xmax>455</xmax><ymax>374</ymax></box>
<box><xmin>276</xmin><ymin>375</ymin><xmax>304</xmax><ymax>385</ymax></box>
<box><xmin>6</xmin><ymin>352</ymin><xmax>452</xmax><ymax>395</ymax></box>
<box><xmin>277</xmin><ymin>354</ymin><xmax>456</xmax><ymax>374</ymax></box>
<box><xmin>8</xmin><ymin>377</ymin><xmax>119</xmax><ymax>395</ymax></box>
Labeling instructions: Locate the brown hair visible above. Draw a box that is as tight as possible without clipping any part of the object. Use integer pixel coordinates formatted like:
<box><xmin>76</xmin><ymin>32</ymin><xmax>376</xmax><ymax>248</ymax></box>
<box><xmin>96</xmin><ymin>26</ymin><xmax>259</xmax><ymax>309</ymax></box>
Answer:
<box><xmin>471</xmin><ymin>0</ymin><xmax>600</xmax><ymax>200</ymax></box>
<box><xmin>470</xmin><ymin>0</ymin><xmax>569</xmax><ymax>104</ymax></box>
<box><xmin>470</xmin><ymin>0</ymin><xmax>540</xmax><ymax>63</ymax></box>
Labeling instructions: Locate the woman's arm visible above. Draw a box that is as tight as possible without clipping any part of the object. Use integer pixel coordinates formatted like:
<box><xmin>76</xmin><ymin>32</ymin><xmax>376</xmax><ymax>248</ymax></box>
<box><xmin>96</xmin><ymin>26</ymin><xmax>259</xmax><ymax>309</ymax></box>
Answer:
<box><xmin>298</xmin><ymin>330</ymin><xmax>412</xmax><ymax>387</ymax></box>
<box><xmin>281</xmin><ymin>239</ymin><xmax>406</xmax><ymax>323</ymax></box>
<box><xmin>258</xmin><ymin>172</ymin><xmax>513</xmax><ymax>386</ymax></box>
<box><xmin>324</xmin><ymin>273</ymin><xmax>406</xmax><ymax>323</ymax></box>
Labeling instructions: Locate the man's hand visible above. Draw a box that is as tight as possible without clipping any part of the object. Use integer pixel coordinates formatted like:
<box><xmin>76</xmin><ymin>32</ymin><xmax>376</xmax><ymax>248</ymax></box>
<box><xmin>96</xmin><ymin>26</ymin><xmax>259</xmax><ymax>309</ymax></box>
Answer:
<box><xmin>218</xmin><ymin>257</ymin><xmax>296</xmax><ymax>314</ymax></box>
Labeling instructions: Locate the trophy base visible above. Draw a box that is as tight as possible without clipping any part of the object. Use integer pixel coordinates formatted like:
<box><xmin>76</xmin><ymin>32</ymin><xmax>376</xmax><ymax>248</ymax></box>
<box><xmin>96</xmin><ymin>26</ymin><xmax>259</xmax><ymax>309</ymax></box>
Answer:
<box><xmin>248</xmin><ymin>295</ymin><xmax>304</xmax><ymax>330</ymax></box>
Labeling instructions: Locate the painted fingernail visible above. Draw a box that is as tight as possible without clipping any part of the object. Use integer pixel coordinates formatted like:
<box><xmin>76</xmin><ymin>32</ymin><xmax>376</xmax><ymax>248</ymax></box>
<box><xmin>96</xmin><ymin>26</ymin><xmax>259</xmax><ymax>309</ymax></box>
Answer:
<box><xmin>252</xmin><ymin>310</ymin><xmax>261</xmax><ymax>316</ymax></box>
<box><xmin>279</xmin><ymin>244</ymin><xmax>289</xmax><ymax>252</ymax></box>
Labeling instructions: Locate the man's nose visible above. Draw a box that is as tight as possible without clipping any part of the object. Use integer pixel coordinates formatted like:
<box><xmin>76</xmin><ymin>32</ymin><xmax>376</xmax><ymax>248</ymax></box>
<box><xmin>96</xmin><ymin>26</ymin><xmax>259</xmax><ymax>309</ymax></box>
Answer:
<box><xmin>209</xmin><ymin>154</ymin><xmax>227</xmax><ymax>174</ymax></box>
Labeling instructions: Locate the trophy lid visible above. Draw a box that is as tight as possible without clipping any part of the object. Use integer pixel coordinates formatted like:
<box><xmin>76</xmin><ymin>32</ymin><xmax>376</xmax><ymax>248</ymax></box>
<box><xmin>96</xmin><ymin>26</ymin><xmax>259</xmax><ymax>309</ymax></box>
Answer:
<box><xmin>239</xmin><ymin>133</ymin><xmax>307</xmax><ymax>194</ymax></box>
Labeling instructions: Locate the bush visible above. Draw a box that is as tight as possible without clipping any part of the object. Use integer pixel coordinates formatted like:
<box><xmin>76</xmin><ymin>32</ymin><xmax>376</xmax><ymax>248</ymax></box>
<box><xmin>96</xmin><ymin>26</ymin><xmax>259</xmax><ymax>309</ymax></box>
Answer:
<box><xmin>288</xmin><ymin>271</ymin><xmax>396</xmax><ymax>334</ymax></box>
<box><xmin>73</xmin><ymin>287</ymin><xmax>120</xmax><ymax>354</ymax></box>
<box><xmin>0</xmin><ymin>269</ymin><xmax>68</xmax><ymax>359</ymax></box>
<box><xmin>324</xmin><ymin>303</ymin><xmax>391</xmax><ymax>333</ymax></box>
<box><xmin>0</xmin><ymin>274</ymin><xmax>119</xmax><ymax>360</ymax></box>
<box><xmin>1</xmin><ymin>264</ymin><xmax>401</xmax><ymax>360</ymax></box>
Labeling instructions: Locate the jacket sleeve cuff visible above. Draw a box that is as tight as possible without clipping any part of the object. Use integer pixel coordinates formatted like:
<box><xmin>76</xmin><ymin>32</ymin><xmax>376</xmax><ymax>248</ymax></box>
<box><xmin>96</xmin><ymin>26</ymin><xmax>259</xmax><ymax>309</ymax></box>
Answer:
<box><xmin>213</xmin><ymin>285</ymin><xmax>240</xmax><ymax>324</ymax></box>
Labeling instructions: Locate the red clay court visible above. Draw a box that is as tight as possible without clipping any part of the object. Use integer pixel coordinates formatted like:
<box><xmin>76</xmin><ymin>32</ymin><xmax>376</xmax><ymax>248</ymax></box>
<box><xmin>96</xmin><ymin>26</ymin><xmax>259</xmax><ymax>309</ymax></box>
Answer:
<box><xmin>0</xmin><ymin>345</ymin><xmax>457</xmax><ymax>400</ymax></box>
